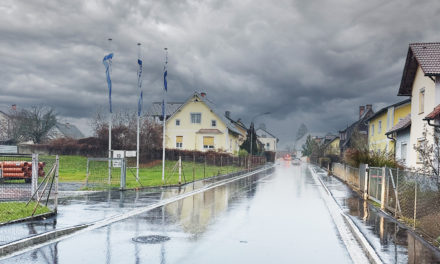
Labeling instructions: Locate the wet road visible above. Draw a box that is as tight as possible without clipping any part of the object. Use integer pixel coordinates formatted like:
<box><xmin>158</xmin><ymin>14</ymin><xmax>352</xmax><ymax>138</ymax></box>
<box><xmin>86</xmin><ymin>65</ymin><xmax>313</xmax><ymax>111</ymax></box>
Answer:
<box><xmin>1</xmin><ymin>164</ymin><xmax>353</xmax><ymax>263</ymax></box>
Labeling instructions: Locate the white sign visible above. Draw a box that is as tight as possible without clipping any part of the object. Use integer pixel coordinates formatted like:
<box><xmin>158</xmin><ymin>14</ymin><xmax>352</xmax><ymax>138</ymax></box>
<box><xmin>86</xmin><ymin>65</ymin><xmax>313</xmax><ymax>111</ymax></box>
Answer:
<box><xmin>112</xmin><ymin>150</ymin><xmax>125</xmax><ymax>167</ymax></box>
<box><xmin>125</xmin><ymin>151</ymin><xmax>137</xmax><ymax>157</ymax></box>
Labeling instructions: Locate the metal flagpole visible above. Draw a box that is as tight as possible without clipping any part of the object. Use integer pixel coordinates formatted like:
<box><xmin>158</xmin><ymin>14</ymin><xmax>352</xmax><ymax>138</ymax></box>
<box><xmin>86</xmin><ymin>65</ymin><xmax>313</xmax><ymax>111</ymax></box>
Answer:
<box><xmin>162</xmin><ymin>48</ymin><xmax>168</xmax><ymax>184</ymax></box>
<box><xmin>107</xmin><ymin>38</ymin><xmax>113</xmax><ymax>184</ymax></box>
<box><xmin>136</xmin><ymin>43</ymin><xmax>142</xmax><ymax>182</ymax></box>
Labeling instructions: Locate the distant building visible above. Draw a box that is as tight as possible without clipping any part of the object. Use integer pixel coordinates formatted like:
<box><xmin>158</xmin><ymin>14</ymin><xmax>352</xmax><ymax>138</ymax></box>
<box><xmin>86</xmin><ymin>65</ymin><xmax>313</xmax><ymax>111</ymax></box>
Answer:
<box><xmin>339</xmin><ymin>105</ymin><xmax>374</xmax><ymax>156</ymax></box>
<box><xmin>48</xmin><ymin>122</ymin><xmax>85</xmax><ymax>140</ymax></box>
<box><xmin>256</xmin><ymin>126</ymin><xmax>278</xmax><ymax>152</ymax></box>
<box><xmin>323</xmin><ymin>134</ymin><xmax>340</xmax><ymax>156</ymax></box>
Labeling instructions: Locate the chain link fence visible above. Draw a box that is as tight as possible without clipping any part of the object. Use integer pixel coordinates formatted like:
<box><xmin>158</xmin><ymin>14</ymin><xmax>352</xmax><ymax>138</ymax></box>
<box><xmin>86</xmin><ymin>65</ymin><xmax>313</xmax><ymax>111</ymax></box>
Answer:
<box><xmin>0</xmin><ymin>154</ymin><xmax>58</xmax><ymax>225</ymax></box>
<box><xmin>331</xmin><ymin>162</ymin><xmax>440</xmax><ymax>245</ymax></box>
<box><xmin>85</xmin><ymin>154</ymin><xmax>266</xmax><ymax>190</ymax></box>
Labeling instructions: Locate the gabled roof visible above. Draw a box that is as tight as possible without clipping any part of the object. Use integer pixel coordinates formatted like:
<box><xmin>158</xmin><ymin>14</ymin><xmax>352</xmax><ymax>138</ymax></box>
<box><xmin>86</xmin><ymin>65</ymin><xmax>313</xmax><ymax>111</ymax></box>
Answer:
<box><xmin>424</xmin><ymin>104</ymin><xmax>440</xmax><ymax>120</ymax></box>
<box><xmin>386</xmin><ymin>114</ymin><xmax>411</xmax><ymax>135</ymax></box>
<box><xmin>398</xmin><ymin>42</ymin><xmax>440</xmax><ymax>96</ymax></box>
<box><xmin>147</xmin><ymin>102</ymin><xmax>183</xmax><ymax>117</ymax></box>
<box><xmin>365</xmin><ymin>99</ymin><xmax>411</xmax><ymax>122</ymax></box>
<box><xmin>339</xmin><ymin>107</ymin><xmax>374</xmax><ymax>149</ymax></box>
<box><xmin>256</xmin><ymin>127</ymin><xmax>279</xmax><ymax>142</ymax></box>
<box><xmin>54</xmin><ymin>122</ymin><xmax>84</xmax><ymax>139</ymax></box>
<box><xmin>165</xmin><ymin>92</ymin><xmax>242</xmax><ymax>135</ymax></box>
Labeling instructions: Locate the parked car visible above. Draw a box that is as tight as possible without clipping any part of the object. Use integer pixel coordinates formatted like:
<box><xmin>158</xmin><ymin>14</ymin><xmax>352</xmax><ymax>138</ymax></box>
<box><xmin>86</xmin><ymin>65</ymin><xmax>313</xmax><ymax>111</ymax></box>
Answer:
<box><xmin>292</xmin><ymin>158</ymin><xmax>301</xmax><ymax>165</ymax></box>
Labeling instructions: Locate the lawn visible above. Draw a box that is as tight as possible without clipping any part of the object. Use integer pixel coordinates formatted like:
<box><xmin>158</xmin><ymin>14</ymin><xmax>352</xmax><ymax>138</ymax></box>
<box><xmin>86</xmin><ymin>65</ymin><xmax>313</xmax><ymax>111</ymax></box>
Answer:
<box><xmin>58</xmin><ymin>155</ymin><xmax>248</xmax><ymax>189</ymax></box>
<box><xmin>0</xmin><ymin>202</ymin><xmax>51</xmax><ymax>224</ymax></box>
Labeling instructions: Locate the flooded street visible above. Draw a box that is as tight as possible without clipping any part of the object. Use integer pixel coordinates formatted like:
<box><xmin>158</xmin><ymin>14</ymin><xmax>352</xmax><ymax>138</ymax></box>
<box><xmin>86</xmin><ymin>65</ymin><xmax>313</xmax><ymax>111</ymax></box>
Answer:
<box><xmin>1</xmin><ymin>163</ymin><xmax>352</xmax><ymax>263</ymax></box>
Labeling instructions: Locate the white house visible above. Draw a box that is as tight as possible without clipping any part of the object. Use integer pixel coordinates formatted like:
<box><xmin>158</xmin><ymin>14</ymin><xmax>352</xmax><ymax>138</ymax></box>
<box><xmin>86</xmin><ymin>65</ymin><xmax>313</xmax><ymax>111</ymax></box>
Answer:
<box><xmin>256</xmin><ymin>126</ymin><xmax>278</xmax><ymax>152</ymax></box>
<box><xmin>385</xmin><ymin>114</ymin><xmax>411</xmax><ymax>167</ymax></box>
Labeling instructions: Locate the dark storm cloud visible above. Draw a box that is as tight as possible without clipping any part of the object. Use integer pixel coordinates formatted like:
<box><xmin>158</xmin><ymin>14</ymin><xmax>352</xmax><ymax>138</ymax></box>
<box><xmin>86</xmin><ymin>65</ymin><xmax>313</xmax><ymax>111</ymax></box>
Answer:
<box><xmin>1</xmin><ymin>0</ymin><xmax>440</xmax><ymax>147</ymax></box>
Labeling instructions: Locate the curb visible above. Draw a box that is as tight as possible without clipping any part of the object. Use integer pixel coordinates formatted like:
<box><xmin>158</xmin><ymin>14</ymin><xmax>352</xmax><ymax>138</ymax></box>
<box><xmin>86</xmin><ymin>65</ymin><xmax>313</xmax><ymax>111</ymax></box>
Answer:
<box><xmin>310</xmin><ymin>166</ymin><xmax>383</xmax><ymax>264</ymax></box>
<box><xmin>0</xmin><ymin>223</ymin><xmax>90</xmax><ymax>257</ymax></box>
<box><xmin>0</xmin><ymin>211</ymin><xmax>56</xmax><ymax>227</ymax></box>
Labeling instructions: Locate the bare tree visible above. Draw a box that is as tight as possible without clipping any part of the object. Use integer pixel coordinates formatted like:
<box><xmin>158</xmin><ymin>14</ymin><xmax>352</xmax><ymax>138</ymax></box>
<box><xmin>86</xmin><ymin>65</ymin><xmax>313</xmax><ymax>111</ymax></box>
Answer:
<box><xmin>6</xmin><ymin>106</ymin><xmax>57</xmax><ymax>144</ymax></box>
<box><xmin>414</xmin><ymin>124</ymin><xmax>440</xmax><ymax>179</ymax></box>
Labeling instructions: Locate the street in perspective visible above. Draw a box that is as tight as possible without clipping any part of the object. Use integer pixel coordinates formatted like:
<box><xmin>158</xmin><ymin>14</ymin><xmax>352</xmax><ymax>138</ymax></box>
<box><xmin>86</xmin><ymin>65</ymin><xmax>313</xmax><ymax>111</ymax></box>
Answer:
<box><xmin>2</xmin><ymin>1</ymin><xmax>440</xmax><ymax>263</ymax></box>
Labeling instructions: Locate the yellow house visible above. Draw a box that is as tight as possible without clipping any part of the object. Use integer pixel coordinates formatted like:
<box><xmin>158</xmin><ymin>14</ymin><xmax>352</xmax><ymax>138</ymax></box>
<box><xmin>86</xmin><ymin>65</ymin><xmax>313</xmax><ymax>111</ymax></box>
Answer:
<box><xmin>367</xmin><ymin>99</ymin><xmax>411</xmax><ymax>153</ymax></box>
<box><xmin>324</xmin><ymin>136</ymin><xmax>340</xmax><ymax>156</ymax></box>
<box><xmin>150</xmin><ymin>92</ymin><xmax>244</xmax><ymax>154</ymax></box>
<box><xmin>398</xmin><ymin>43</ymin><xmax>440</xmax><ymax>168</ymax></box>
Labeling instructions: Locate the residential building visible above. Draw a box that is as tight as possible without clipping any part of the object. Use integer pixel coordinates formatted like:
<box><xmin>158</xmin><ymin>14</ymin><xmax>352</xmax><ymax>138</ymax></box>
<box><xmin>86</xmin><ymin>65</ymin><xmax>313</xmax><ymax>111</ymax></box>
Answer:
<box><xmin>385</xmin><ymin>114</ymin><xmax>411</xmax><ymax>167</ymax></box>
<box><xmin>148</xmin><ymin>92</ymin><xmax>244</xmax><ymax>154</ymax></box>
<box><xmin>323</xmin><ymin>134</ymin><xmax>340</xmax><ymax>156</ymax></box>
<box><xmin>48</xmin><ymin>122</ymin><xmax>85</xmax><ymax>140</ymax></box>
<box><xmin>397</xmin><ymin>42</ymin><xmax>440</xmax><ymax>168</ymax></box>
<box><xmin>256</xmin><ymin>126</ymin><xmax>278</xmax><ymax>152</ymax></box>
<box><xmin>366</xmin><ymin>99</ymin><xmax>411</xmax><ymax>153</ymax></box>
<box><xmin>339</xmin><ymin>105</ymin><xmax>374</xmax><ymax>156</ymax></box>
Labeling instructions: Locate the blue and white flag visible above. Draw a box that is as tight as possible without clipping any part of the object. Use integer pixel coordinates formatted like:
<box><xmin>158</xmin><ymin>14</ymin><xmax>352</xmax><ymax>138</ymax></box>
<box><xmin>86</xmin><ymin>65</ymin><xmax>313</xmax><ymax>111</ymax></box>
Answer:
<box><xmin>103</xmin><ymin>53</ymin><xmax>114</xmax><ymax>113</ymax></box>
<box><xmin>163</xmin><ymin>56</ymin><xmax>168</xmax><ymax>92</ymax></box>
<box><xmin>137</xmin><ymin>58</ymin><xmax>143</xmax><ymax>116</ymax></box>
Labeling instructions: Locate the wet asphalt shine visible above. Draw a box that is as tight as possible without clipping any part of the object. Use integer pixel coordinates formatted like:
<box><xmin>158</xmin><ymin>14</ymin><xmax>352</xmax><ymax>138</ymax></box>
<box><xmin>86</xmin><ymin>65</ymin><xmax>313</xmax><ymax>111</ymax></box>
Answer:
<box><xmin>3</xmin><ymin>163</ymin><xmax>356</xmax><ymax>263</ymax></box>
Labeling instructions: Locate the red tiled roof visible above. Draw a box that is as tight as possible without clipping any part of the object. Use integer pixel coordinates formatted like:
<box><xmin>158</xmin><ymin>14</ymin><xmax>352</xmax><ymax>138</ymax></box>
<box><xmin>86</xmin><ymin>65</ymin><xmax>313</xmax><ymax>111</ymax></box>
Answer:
<box><xmin>398</xmin><ymin>42</ymin><xmax>440</xmax><ymax>96</ymax></box>
<box><xmin>425</xmin><ymin>104</ymin><xmax>440</xmax><ymax>120</ymax></box>
<box><xmin>386</xmin><ymin>114</ymin><xmax>411</xmax><ymax>135</ymax></box>
<box><xmin>196</xmin><ymin>129</ymin><xmax>223</xmax><ymax>134</ymax></box>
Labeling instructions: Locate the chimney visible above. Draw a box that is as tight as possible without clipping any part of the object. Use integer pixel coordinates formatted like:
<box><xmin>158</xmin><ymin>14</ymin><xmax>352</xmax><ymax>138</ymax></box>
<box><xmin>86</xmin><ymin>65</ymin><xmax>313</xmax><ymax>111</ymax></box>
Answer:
<box><xmin>225</xmin><ymin>111</ymin><xmax>230</xmax><ymax>118</ymax></box>
<box><xmin>359</xmin><ymin>106</ymin><xmax>365</xmax><ymax>119</ymax></box>
<box><xmin>366</xmin><ymin>104</ymin><xmax>372</xmax><ymax>111</ymax></box>
<box><xmin>200</xmin><ymin>92</ymin><xmax>206</xmax><ymax>98</ymax></box>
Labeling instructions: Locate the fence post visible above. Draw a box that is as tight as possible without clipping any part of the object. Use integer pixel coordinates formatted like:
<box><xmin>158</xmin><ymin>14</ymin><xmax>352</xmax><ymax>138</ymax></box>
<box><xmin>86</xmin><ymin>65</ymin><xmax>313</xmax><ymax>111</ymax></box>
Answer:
<box><xmin>204</xmin><ymin>155</ymin><xmax>206</xmax><ymax>178</ymax></box>
<box><xmin>31</xmin><ymin>153</ymin><xmax>39</xmax><ymax>199</ymax></box>
<box><xmin>380</xmin><ymin>166</ymin><xmax>387</xmax><ymax>210</ymax></box>
<box><xmin>54</xmin><ymin>155</ymin><xmax>59</xmax><ymax>212</ymax></box>
<box><xmin>220</xmin><ymin>155</ymin><xmax>223</xmax><ymax>175</ymax></box>
<box><xmin>178</xmin><ymin>156</ymin><xmax>182</xmax><ymax>185</ymax></box>
<box><xmin>193</xmin><ymin>154</ymin><xmax>195</xmax><ymax>182</ymax></box>
<box><xmin>120</xmin><ymin>158</ymin><xmax>126</xmax><ymax>190</ymax></box>
<box><xmin>363</xmin><ymin>164</ymin><xmax>369</xmax><ymax>200</ymax></box>
<box><xmin>86</xmin><ymin>158</ymin><xmax>90</xmax><ymax>188</ymax></box>
<box><xmin>413</xmin><ymin>175</ymin><xmax>418</xmax><ymax>230</ymax></box>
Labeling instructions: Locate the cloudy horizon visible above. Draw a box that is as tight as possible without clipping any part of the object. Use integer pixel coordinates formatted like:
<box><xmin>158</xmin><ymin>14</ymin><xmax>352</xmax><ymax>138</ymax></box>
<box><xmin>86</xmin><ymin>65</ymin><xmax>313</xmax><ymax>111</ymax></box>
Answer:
<box><xmin>1</xmin><ymin>0</ymin><xmax>440</xmax><ymax>149</ymax></box>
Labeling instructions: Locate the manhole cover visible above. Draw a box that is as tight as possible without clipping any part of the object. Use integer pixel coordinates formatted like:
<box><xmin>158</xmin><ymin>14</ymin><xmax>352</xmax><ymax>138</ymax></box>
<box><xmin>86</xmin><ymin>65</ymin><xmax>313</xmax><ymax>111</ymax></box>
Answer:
<box><xmin>132</xmin><ymin>235</ymin><xmax>170</xmax><ymax>244</ymax></box>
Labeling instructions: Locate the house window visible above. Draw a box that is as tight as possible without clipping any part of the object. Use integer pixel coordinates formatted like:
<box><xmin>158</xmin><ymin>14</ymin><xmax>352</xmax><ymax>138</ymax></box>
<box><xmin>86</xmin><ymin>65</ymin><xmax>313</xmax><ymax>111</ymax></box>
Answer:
<box><xmin>401</xmin><ymin>142</ymin><xmax>407</xmax><ymax>163</ymax></box>
<box><xmin>378</xmin><ymin>121</ymin><xmax>382</xmax><ymax>134</ymax></box>
<box><xmin>176</xmin><ymin>119</ymin><xmax>180</xmax><ymax>126</ymax></box>
<box><xmin>371</xmin><ymin>124</ymin><xmax>374</xmax><ymax>136</ymax></box>
<box><xmin>211</xmin><ymin>120</ymin><xmax>216</xmax><ymax>127</ymax></box>
<box><xmin>266</xmin><ymin>143</ymin><xmax>270</xmax><ymax>149</ymax></box>
<box><xmin>191</xmin><ymin>113</ymin><xmax>201</xmax><ymax>124</ymax></box>
<box><xmin>419</xmin><ymin>88</ymin><xmax>425</xmax><ymax>114</ymax></box>
<box><xmin>203</xmin><ymin>136</ymin><xmax>214</xmax><ymax>149</ymax></box>
<box><xmin>176</xmin><ymin>136</ymin><xmax>183</xmax><ymax>148</ymax></box>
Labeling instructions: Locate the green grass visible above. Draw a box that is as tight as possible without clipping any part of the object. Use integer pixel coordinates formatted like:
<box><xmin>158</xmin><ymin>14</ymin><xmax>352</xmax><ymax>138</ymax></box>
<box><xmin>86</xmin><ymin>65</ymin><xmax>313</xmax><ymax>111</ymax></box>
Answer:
<box><xmin>0</xmin><ymin>202</ymin><xmax>51</xmax><ymax>224</ymax></box>
<box><xmin>57</xmin><ymin>155</ymin><xmax>248</xmax><ymax>189</ymax></box>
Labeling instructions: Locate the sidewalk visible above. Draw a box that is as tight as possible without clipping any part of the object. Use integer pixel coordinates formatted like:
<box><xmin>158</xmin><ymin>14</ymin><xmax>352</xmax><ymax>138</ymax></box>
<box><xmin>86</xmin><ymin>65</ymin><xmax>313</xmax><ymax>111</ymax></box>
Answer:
<box><xmin>312</xmin><ymin>166</ymin><xmax>440</xmax><ymax>263</ymax></box>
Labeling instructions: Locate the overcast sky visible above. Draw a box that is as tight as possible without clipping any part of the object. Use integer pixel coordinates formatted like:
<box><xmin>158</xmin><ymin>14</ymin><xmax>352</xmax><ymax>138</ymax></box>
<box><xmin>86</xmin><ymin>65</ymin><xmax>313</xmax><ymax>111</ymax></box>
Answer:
<box><xmin>1</xmin><ymin>0</ymin><xmax>440</xmax><ymax>149</ymax></box>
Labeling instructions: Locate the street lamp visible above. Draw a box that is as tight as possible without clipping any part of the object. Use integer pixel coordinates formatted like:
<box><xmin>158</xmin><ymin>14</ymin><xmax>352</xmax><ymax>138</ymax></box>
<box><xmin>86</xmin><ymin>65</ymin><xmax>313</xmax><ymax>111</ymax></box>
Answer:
<box><xmin>249</xmin><ymin>112</ymin><xmax>270</xmax><ymax>169</ymax></box>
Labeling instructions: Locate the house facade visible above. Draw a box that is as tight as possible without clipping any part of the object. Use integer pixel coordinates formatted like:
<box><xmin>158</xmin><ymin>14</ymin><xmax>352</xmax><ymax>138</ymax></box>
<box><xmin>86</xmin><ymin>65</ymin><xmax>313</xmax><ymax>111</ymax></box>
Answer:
<box><xmin>385</xmin><ymin>114</ymin><xmax>411</xmax><ymax>167</ymax></box>
<box><xmin>153</xmin><ymin>92</ymin><xmax>244</xmax><ymax>154</ymax></box>
<box><xmin>339</xmin><ymin>105</ymin><xmax>374</xmax><ymax>156</ymax></box>
<box><xmin>48</xmin><ymin>122</ymin><xmax>85</xmax><ymax>140</ymax></box>
<box><xmin>367</xmin><ymin>99</ymin><xmax>411</xmax><ymax>153</ymax></box>
<box><xmin>398</xmin><ymin>43</ymin><xmax>440</xmax><ymax>168</ymax></box>
<box><xmin>256</xmin><ymin>127</ymin><xmax>278</xmax><ymax>152</ymax></box>
<box><xmin>324</xmin><ymin>135</ymin><xmax>340</xmax><ymax>156</ymax></box>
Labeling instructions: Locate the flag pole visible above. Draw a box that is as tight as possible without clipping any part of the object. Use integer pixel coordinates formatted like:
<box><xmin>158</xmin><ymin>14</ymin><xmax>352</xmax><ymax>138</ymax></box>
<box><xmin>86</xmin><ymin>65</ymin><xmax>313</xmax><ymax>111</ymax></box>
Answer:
<box><xmin>136</xmin><ymin>43</ymin><xmax>142</xmax><ymax>182</ymax></box>
<box><xmin>161</xmin><ymin>48</ymin><xmax>168</xmax><ymax>184</ymax></box>
<box><xmin>107</xmin><ymin>38</ymin><xmax>113</xmax><ymax>184</ymax></box>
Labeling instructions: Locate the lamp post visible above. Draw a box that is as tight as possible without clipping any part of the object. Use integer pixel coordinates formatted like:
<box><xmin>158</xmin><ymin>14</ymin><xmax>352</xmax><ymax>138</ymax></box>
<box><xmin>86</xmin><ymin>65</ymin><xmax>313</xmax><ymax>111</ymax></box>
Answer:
<box><xmin>249</xmin><ymin>112</ymin><xmax>270</xmax><ymax>169</ymax></box>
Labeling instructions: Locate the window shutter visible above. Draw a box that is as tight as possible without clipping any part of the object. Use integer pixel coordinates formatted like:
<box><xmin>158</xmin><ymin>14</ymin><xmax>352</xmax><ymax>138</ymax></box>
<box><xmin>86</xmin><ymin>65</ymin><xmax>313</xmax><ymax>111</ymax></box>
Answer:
<box><xmin>203</xmin><ymin>136</ymin><xmax>214</xmax><ymax>145</ymax></box>
<box><xmin>176</xmin><ymin>136</ymin><xmax>183</xmax><ymax>143</ymax></box>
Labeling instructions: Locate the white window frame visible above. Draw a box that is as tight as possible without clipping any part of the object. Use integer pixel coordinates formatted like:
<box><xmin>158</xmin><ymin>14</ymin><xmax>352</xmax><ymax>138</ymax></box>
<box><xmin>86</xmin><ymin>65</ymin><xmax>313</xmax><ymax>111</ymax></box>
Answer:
<box><xmin>191</xmin><ymin>113</ymin><xmax>201</xmax><ymax>124</ymax></box>
<box><xmin>176</xmin><ymin>136</ymin><xmax>183</xmax><ymax>148</ymax></box>
<box><xmin>211</xmin><ymin>120</ymin><xmax>216</xmax><ymax>127</ymax></box>
<box><xmin>371</xmin><ymin>124</ymin><xmax>374</xmax><ymax>136</ymax></box>
<box><xmin>419</xmin><ymin>88</ymin><xmax>425</xmax><ymax>114</ymax></box>
<box><xmin>203</xmin><ymin>136</ymin><xmax>215</xmax><ymax>149</ymax></box>
<box><xmin>378</xmin><ymin>120</ymin><xmax>382</xmax><ymax>134</ymax></box>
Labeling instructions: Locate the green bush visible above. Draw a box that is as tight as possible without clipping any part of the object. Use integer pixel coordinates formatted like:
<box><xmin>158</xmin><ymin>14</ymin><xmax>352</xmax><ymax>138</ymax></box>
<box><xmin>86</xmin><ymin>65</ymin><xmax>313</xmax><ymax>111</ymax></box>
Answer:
<box><xmin>344</xmin><ymin>148</ymin><xmax>401</xmax><ymax>168</ymax></box>
<box><xmin>238</xmin><ymin>149</ymin><xmax>248</xmax><ymax>157</ymax></box>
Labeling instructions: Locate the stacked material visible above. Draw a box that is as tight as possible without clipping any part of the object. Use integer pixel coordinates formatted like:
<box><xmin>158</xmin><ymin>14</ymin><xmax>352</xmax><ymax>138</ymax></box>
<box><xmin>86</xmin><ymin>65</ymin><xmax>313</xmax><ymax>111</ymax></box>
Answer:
<box><xmin>0</xmin><ymin>161</ymin><xmax>45</xmax><ymax>179</ymax></box>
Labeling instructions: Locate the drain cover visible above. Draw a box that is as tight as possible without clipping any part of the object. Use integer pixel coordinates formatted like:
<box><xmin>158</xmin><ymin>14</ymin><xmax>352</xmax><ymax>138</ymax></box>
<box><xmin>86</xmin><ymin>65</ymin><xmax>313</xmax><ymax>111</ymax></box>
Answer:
<box><xmin>132</xmin><ymin>235</ymin><xmax>170</xmax><ymax>244</ymax></box>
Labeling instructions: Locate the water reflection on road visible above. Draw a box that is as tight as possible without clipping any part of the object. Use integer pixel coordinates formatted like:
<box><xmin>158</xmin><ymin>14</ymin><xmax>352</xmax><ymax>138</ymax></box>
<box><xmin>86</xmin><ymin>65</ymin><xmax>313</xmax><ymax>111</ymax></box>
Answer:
<box><xmin>3</xmin><ymin>164</ymin><xmax>353</xmax><ymax>263</ymax></box>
